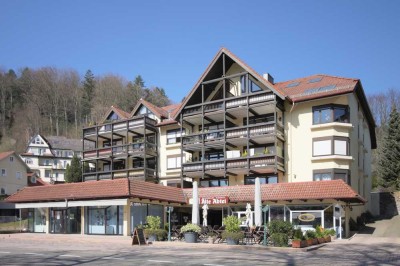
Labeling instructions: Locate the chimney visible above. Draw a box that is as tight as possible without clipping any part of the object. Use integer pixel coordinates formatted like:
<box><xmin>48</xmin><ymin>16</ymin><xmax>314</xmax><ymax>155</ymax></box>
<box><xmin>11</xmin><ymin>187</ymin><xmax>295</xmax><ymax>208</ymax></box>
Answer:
<box><xmin>263</xmin><ymin>73</ymin><xmax>274</xmax><ymax>84</ymax></box>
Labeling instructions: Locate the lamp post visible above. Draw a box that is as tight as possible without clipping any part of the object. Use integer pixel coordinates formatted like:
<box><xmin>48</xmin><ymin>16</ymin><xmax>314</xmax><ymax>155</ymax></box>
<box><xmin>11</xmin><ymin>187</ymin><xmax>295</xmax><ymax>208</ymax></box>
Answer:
<box><xmin>167</xmin><ymin>206</ymin><xmax>174</xmax><ymax>242</ymax></box>
<box><xmin>262</xmin><ymin>205</ymin><xmax>269</xmax><ymax>246</ymax></box>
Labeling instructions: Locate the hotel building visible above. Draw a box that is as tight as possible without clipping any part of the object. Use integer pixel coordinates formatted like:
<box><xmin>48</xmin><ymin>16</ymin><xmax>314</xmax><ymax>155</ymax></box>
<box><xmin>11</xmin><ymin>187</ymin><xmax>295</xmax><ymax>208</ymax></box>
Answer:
<box><xmin>6</xmin><ymin>48</ymin><xmax>375</xmax><ymax>238</ymax></box>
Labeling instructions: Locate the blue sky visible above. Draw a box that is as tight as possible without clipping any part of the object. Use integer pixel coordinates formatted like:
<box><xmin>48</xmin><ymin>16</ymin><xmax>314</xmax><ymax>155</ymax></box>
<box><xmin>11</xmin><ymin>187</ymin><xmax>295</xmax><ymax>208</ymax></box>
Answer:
<box><xmin>1</xmin><ymin>0</ymin><xmax>399</xmax><ymax>104</ymax></box>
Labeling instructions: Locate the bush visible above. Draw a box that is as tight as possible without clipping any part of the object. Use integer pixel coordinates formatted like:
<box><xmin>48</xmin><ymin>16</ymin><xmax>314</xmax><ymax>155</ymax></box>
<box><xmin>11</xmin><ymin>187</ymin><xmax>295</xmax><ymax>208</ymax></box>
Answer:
<box><xmin>144</xmin><ymin>228</ymin><xmax>167</xmax><ymax>240</ymax></box>
<box><xmin>180</xmin><ymin>223</ymin><xmax>201</xmax><ymax>233</ymax></box>
<box><xmin>315</xmin><ymin>225</ymin><xmax>324</xmax><ymax>238</ymax></box>
<box><xmin>146</xmin><ymin>216</ymin><xmax>161</xmax><ymax>230</ymax></box>
<box><xmin>270</xmin><ymin>233</ymin><xmax>289</xmax><ymax>247</ymax></box>
<box><xmin>293</xmin><ymin>228</ymin><xmax>304</xmax><ymax>240</ymax></box>
<box><xmin>267</xmin><ymin>220</ymin><xmax>294</xmax><ymax>239</ymax></box>
<box><xmin>304</xmin><ymin>230</ymin><xmax>317</xmax><ymax>239</ymax></box>
<box><xmin>221</xmin><ymin>231</ymin><xmax>244</xmax><ymax>241</ymax></box>
<box><xmin>324</xmin><ymin>229</ymin><xmax>336</xmax><ymax>237</ymax></box>
<box><xmin>223</xmin><ymin>215</ymin><xmax>241</xmax><ymax>233</ymax></box>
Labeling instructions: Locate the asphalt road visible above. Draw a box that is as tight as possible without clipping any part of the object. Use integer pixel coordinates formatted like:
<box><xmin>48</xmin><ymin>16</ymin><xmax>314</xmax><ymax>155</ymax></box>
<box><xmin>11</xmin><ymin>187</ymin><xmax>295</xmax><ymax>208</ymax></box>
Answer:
<box><xmin>0</xmin><ymin>234</ymin><xmax>399</xmax><ymax>265</ymax></box>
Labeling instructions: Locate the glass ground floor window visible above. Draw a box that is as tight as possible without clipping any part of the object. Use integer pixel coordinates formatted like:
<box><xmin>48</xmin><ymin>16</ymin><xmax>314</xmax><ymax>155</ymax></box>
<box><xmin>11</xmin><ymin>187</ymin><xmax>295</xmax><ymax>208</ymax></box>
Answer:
<box><xmin>32</xmin><ymin>208</ymin><xmax>46</xmax><ymax>233</ymax></box>
<box><xmin>50</xmin><ymin>207</ymin><xmax>81</xmax><ymax>234</ymax></box>
<box><xmin>86</xmin><ymin>205</ymin><xmax>123</xmax><ymax>235</ymax></box>
<box><xmin>130</xmin><ymin>203</ymin><xmax>164</xmax><ymax>232</ymax></box>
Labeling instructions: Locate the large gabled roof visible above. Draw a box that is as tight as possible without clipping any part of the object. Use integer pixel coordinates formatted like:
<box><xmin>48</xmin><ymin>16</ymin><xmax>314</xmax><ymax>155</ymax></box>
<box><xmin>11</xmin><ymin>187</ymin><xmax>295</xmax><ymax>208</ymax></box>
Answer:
<box><xmin>173</xmin><ymin>47</ymin><xmax>286</xmax><ymax>120</ymax></box>
<box><xmin>130</xmin><ymin>98</ymin><xmax>169</xmax><ymax>119</ymax></box>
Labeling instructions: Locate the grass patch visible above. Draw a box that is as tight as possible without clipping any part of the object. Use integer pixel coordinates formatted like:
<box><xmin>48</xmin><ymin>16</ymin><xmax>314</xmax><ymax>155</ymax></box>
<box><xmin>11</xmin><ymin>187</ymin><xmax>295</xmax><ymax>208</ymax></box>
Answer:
<box><xmin>0</xmin><ymin>219</ymin><xmax>28</xmax><ymax>231</ymax></box>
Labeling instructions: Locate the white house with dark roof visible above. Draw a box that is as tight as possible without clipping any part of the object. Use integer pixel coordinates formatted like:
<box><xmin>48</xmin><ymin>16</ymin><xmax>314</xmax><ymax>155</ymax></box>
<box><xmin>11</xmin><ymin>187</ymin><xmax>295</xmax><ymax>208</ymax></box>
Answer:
<box><xmin>20</xmin><ymin>134</ymin><xmax>93</xmax><ymax>183</ymax></box>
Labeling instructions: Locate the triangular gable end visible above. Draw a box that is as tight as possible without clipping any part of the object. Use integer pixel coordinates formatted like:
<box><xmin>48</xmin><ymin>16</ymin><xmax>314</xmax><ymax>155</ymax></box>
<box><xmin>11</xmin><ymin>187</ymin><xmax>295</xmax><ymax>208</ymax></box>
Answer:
<box><xmin>27</xmin><ymin>134</ymin><xmax>50</xmax><ymax>148</ymax></box>
<box><xmin>173</xmin><ymin>48</ymin><xmax>286</xmax><ymax>120</ymax></box>
<box><xmin>100</xmin><ymin>106</ymin><xmax>130</xmax><ymax>124</ymax></box>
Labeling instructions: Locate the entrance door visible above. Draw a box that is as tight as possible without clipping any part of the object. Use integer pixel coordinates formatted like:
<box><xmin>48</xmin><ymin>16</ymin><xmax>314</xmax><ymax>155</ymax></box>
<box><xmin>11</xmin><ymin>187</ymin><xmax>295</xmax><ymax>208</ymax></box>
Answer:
<box><xmin>52</xmin><ymin>209</ymin><xmax>67</xmax><ymax>234</ymax></box>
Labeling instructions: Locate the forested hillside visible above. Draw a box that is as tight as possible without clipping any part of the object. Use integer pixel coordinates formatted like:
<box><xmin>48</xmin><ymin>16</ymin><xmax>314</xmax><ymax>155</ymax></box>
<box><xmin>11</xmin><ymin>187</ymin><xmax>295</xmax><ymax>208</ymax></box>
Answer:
<box><xmin>0</xmin><ymin>67</ymin><xmax>171</xmax><ymax>152</ymax></box>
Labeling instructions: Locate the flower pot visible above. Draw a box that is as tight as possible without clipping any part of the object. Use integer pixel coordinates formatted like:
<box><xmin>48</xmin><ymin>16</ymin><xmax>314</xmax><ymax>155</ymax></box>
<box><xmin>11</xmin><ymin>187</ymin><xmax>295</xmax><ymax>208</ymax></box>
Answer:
<box><xmin>226</xmin><ymin>237</ymin><xmax>239</xmax><ymax>245</ymax></box>
<box><xmin>184</xmin><ymin>232</ymin><xmax>198</xmax><ymax>243</ymax></box>
<box><xmin>324</xmin><ymin>236</ymin><xmax>331</xmax><ymax>242</ymax></box>
<box><xmin>148</xmin><ymin>234</ymin><xmax>157</xmax><ymax>242</ymax></box>
<box><xmin>317</xmin><ymin>237</ymin><xmax>325</xmax><ymax>244</ymax></box>
<box><xmin>292</xmin><ymin>240</ymin><xmax>308</xmax><ymax>248</ymax></box>
<box><xmin>306</xmin><ymin>239</ymin><xmax>313</xmax><ymax>246</ymax></box>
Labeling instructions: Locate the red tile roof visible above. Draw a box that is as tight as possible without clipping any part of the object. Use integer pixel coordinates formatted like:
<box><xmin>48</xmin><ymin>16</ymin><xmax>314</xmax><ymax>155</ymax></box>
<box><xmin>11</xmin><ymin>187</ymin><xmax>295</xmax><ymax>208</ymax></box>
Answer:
<box><xmin>130</xmin><ymin>99</ymin><xmax>169</xmax><ymax>119</ymax></box>
<box><xmin>0</xmin><ymin>151</ymin><xmax>14</xmax><ymax>161</ymax></box>
<box><xmin>275</xmin><ymin>74</ymin><xmax>359</xmax><ymax>103</ymax></box>
<box><xmin>183</xmin><ymin>180</ymin><xmax>365</xmax><ymax>204</ymax></box>
<box><xmin>6</xmin><ymin>179</ymin><xmax>186</xmax><ymax>204</ymax></box>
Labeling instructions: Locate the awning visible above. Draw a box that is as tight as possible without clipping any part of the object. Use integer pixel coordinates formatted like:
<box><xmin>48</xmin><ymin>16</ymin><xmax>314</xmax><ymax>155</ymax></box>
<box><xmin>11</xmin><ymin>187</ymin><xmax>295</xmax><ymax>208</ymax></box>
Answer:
<box><xmin>15</xmin><ymin>198</ymin><xmax>128</xmax><ymax>209</ymax></box>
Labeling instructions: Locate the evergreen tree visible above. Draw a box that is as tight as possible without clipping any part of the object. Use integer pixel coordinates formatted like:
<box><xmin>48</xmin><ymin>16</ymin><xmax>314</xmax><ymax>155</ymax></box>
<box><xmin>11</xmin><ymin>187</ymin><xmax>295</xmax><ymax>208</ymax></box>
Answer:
<box><xmin>81</xmin><ymin>70</ymin><xmax>95</xmax><ymax>123</ymax></box>
<box><xmin>65</xmin><ymin>155</ymin><xmax>82</xmax><ymax>183</ymax></box>
<box><xmin>377</xmin><ymin>107</ymin><xmax>400</xmax><ymax>189</ymax></box>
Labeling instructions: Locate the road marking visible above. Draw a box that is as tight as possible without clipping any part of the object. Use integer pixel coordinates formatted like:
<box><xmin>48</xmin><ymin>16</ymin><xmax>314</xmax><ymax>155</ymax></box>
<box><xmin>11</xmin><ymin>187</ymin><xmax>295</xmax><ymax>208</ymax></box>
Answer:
<box><xmin>0</xmin><ymin>251</ymin><xmax>11</xmax><ymax>254</ymax></box>
<box><xmin>102</xmin><ymin>257</ymin><xmax>125</xmax><ymax>260</ymax></box>
<box><xmin>59</xmin><ymin>254</ymin><xmax>81</xmax><ymax>258</ymax></box>
<box><xmin>148</xmin><ymin>259</ymin><xmax>174</xmax><ymax>263</ymax></box>
<box><xmin>24</xmin><ymin>253</ymin><xmax>44</xmax><ymax>256</ymax></box>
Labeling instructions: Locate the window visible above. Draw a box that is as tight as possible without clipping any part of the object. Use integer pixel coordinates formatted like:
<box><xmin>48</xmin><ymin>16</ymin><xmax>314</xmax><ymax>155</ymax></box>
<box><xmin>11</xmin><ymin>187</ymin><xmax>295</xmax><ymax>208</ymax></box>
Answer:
<box><xmin>25</xmin><ymin>159</ymin><xmax>33</xmax><ymax>165</ymax></box>
<box><xmin>249</xmin><ymin>78</ymin><xmax>262</xmax><ymax>92</ymax></box>
<box><xmin>16</xmin><ymin>172</ymin><xmax>21</xmax><ymax>180</ymax></box>
<box><xmin>0</xmin><ymin>188</ymin><xmax>5</xmax><ymax>195</ymax></box>
<box><xmin>167</xmin><ymin>156</ymin><xmax>185</xmax><ymax>169</ymax></box>
<box><xmin>313</xmin><ymin>104</ymin><xmax>349</xmax><ymax>124</ymax></box>
<box><xmin>313</xmin><ymin>169</ymin><xmax>351</xmax><ymax>185</ymax></box>
<box><xmin>1</xmin><ymin>169</ymin><xmax>6</xmax><ymax>176</ymax></box>
<box><xmin>167</xmin><ymin>129</ymin><xmax>184</xmax><ymax>145</ymax></box>
<box><xmin>245</xmin><ymin>176</ymin><xmax>278</xmax><ymax>185</ymax></box>
<box><xmin>45</xmin><ymin>170</ymin><xmax>51</xmax><ymax>178</ymax></box>
<box><xmin>204</xmin><ymin>151</ymin><xmax>224</xmax><ymax>161</ymax></box>
<box><xmin>313</xmin><ymin>137</ymin><xmax>349</xmax><ymax>156</ymax></box>
<box><xmin>200</xmin><ymin>179</ymin><xmax>228</xmax><ymax>187</ymax></box>
<box><xmin>10</xmin><ymin>156</ymin><xmax>14</xmax><ymax>162</ymax></box>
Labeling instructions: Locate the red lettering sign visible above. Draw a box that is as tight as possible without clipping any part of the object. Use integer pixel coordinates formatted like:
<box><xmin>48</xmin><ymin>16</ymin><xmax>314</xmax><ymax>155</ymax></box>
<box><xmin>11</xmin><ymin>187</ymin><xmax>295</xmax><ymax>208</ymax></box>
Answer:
<box><xmin>199</xmin><ymin>196</ymin><xmax>229</xmax><ymax>205</ymax></box>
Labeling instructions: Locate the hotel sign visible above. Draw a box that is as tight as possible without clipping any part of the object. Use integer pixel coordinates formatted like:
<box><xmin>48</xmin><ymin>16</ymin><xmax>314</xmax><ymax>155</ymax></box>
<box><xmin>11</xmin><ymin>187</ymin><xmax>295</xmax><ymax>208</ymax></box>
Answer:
<box><xmin>199</xmin><ymin>196</ymin><xmax>229</xmax><ymax>205</ymax></box>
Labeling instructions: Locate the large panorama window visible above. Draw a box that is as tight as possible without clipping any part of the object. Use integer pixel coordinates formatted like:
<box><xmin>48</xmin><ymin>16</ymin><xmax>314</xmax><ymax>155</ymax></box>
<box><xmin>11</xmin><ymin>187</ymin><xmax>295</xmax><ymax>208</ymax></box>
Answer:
<box><xmin>313</xmin><ymin>104</ymin><xmax>349</xmax><ymax>125</ymax></box>
<box><xmin>200</xmin><ymin>179</ymin><xmax>228</xmax><ymax>187</ymax></box>
<box><xmin>245</xmin><ymin>176</ymin><xmax>278</xmax><ymax>185</ymax></box>
<box><xmin>313</xmin><ymin>136</ymin><xmax>349</xmax><ymax>156</ymax></box>
<box><xmin>313</xmin><ymin>169</ymin><xmax>351</xmax><ymax>185</ymax></box>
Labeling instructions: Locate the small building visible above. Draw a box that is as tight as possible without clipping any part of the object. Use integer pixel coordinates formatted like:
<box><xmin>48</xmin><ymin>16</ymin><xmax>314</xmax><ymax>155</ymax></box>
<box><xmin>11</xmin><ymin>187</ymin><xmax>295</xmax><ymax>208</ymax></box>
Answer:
<box><xmin>20</xmin><ymin>134</ymin><xmax>93</xmax><ymax>183</ymax></box>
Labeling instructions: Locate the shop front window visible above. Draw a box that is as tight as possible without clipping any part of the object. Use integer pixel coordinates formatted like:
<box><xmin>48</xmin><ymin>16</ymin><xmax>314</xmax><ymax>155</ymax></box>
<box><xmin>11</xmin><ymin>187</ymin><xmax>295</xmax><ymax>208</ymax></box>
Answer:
<box><xmin>87</xmin><ymin>206</ymin><xmax>123</xmax><ymax>235</ymax></box>
<box><xmin>34</xmin><ymin>208</ymin><xmax>47</xmax><ymax>233</ymax></box>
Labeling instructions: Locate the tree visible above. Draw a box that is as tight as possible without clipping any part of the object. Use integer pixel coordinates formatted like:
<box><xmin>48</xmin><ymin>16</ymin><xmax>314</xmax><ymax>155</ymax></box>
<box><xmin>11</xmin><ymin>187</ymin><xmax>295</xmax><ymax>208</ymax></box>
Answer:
<box><xmin>376</xmin><ymin>107</ymin><xmax>400</xmax><ymax>189</ymax></box>
<box><xmin>81</xmin><ymin>70</ymin><xmax>95</xmax><ymax>124</ymax></box>
<box><xmin>65</xmin><ymin>155</ymin><xmax>82</xmax><ymax>183</ymax></box>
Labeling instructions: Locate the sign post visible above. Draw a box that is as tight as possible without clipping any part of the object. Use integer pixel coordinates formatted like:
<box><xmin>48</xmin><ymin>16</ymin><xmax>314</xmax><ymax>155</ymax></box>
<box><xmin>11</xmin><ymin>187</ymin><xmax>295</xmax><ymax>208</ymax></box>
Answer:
<box><xmin>262</xmin><ymin>205</ymin><xmax>269</xmax><ymax>246</ymax></box>
<box><xmin>167</xmin><ymin>206</ymin><xmax>174</xmax><ymax>242</ymax></box>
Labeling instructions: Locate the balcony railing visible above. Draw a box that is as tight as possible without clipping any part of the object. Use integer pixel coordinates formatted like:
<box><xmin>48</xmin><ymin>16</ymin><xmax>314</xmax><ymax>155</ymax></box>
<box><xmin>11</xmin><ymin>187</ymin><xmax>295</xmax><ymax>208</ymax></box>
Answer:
<box><xmin>83</xmin><ymin>142</ymin><xmax>157</xmax><ymax>159</ymax></box>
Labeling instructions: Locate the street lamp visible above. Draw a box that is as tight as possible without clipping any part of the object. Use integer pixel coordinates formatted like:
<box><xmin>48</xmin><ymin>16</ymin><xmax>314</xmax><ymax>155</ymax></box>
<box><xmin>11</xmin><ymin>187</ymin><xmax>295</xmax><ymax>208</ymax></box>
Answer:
<box><xmin>262</xmin><ymin>205</ymin><xmax>269</xmax><ymax>246</ymax></box>
<box><xmin>166</xmin><ymin>206</ymin><xmax>174</xmax><ymax>242</ymax></box>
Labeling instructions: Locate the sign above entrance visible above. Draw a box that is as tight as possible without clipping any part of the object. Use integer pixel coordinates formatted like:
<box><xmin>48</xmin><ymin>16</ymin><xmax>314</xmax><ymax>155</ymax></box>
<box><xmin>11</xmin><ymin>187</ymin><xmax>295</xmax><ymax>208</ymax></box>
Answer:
<box><xmin>199</xmin><ymin>196</ymin><xmax>229</xmax><ymax>205</ymax></box>
<box><xmin>298</xmin><ymin>213</ymin><xmax>316</xmax><ymax>222</ymax></box>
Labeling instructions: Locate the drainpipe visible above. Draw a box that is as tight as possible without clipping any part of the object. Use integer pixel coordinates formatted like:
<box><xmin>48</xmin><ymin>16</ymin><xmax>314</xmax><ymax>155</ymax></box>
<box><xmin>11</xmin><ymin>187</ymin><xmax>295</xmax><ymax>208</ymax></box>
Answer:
<box><xmin>289</xmin><ymin>100</ymin><xmax>296</xmax><ymax>182</ymax></box>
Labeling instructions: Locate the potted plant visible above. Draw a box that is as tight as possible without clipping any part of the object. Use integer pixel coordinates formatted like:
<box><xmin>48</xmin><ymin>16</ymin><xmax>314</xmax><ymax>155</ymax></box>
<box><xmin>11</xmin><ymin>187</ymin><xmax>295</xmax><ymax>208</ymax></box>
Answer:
<box><xmin>221</xmin><ymin>215</ymin><xmax>244</xmax><ymax>245</ymax></box>
<box><xmin>242</xmin><ymin>150</ymin><xmax>248</xmax><ymax>157</ymax></box>
<box><xmin>324</xmin><ymin>229</ymin><xmax>335</xmax><ymax>242</ymax></box>
<box><xmin>305</xmin><ymin>230</ymin><xmax>317</xmax><ymax>246</ymax></box>
<box><xmin>315</xmin><ymin>225</ymin><xmax>325</xmax><ymax>244</ymax></box>
<box><xmin>180</xmin><ymin>223</ymin><xmax>201</xmax><ymax>243</ymax></box>
<box><xmin>291</xmin><ymin>229</ymin><xmax>307</xmax><ymax>248</ymax></box>
<box><xmin>144</xmin><ymin>216</ymin><xmax>166</xmax><ymax>242</ymax></box>
<box><xmin>207</xmin><ymin>231</ymin><xmax>216</xmax><ymax>244</ymax></box>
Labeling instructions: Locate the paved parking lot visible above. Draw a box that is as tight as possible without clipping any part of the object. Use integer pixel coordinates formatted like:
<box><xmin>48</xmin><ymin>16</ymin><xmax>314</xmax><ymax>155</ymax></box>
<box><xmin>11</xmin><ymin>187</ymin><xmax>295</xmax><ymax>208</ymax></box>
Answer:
<box><xmin>0</xmin><ymin>233</ymin><xmax>399</xmax><ymax>265</ymax></box>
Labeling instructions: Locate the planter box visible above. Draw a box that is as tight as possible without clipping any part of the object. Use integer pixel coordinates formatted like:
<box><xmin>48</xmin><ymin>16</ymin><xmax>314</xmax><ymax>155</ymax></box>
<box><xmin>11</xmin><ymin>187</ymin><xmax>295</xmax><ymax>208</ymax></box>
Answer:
<box><xmin>292</xmin><ymin>240</ymin><xmax>308</xmax><ymax>248</ymax></box>
<box><xmin>306</xmin><ymin>239</ymin><xmax>313</xmax><ymax>246</ymax></box>
<box><xmin>226</xmin><ymin>237</ymin><xmax>239</xmax><ymax>245</ymax></box>
<box><xmin>184</xmin><ymin>232</ymin><xmax>198</xmax><ymax>243</ymax></box>
<box><xmin>317</xmin><ymin>237</ymin><xmax>325</xmax><ymax>244</ymax></box>
<box><xmin>324</xmin><ymin>236</ymin><xmax>331</xmax><ymax>242</ymax></box>
<box><xmin>312</xmin><ymin>238</ymin><xmax>318</xmax><ymax>245</ymax></box>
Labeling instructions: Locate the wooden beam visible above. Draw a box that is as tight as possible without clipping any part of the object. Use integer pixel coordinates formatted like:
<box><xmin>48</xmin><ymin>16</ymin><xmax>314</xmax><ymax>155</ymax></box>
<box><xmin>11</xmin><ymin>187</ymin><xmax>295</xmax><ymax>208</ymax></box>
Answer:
<box><xmin>226</xmin><ymin>113</ymin><xmax>236</xmax><ymax>120</ymax></box>
<box><xmin>249</xmin><ymin>108</ymin><xmax>259</xmax><ymax>116</ymax></box>
<box><xmin>204</xmin><ymin>116</ymin><xmax>216</xmax><ymax>124</ymax></box>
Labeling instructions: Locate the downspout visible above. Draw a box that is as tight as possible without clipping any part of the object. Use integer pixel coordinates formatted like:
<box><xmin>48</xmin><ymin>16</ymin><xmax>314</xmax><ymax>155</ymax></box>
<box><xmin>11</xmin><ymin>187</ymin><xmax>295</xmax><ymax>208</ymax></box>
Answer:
<box><xmin>289</xmin><ymin>100</ymin><xmax>296</xmax><ymax>183</ymax></box>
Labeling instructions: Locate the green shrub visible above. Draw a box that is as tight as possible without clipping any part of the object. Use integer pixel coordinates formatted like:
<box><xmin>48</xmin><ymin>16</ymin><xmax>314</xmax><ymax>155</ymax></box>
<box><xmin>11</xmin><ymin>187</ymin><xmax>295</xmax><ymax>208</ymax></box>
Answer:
<box><xmin>180</xmin><ymin>223</ymin><xmax>201</xmax><ymax>233</ymax></box>
<box><xmin>270</xmin><ymin>233</ymin><xmax>289</xmax><ymax>247</ymax></box>
<box><xmin>223</xmin><ymin>215</ymin><xmax>241</xmax><ymax>233</ymax></box>
<box><xmin>324</xmin><ymin>229</ymin><xmax>336</xmax><ymax>236</ymax></box>
<box><xmin>267</xmin><ymin>220</ymin><xmax>294</xmax><ymax>239</ymax></box>
<box><xmin>293</xmin><ymin>228</ymin><xmax>304</xmax><ymax>240</ymax></box>
<box><xmin>315</xmin><ymin>225</ymin><xmax>324</xmax><ymax>238</ymax></box>
<box><xmin>146</xmin><ymin>216</ymin><xmax>161</xmax><ymax>230</ymax></box>
<box><xmin>221</xmin><ymin>231</ymin><xmax>244</xmax><ymax>241</ymax></box>
<box><xmin>304</xmin><ymin>230</ymin><xmax>317</xmax><ymax>239</ymax></box>
<box><xmin>144</xmin><ymin>228</ymin><xmax>166</xmax><ymax>240</ymax></box>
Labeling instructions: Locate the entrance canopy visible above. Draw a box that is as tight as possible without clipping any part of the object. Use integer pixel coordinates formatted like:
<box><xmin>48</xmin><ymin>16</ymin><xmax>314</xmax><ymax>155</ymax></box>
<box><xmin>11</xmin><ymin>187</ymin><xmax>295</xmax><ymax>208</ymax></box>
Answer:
<box><xmin>183</xmin><ymin>180</ymin><xmax>366</xmax><ymax>205</ymax></box>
